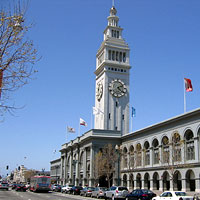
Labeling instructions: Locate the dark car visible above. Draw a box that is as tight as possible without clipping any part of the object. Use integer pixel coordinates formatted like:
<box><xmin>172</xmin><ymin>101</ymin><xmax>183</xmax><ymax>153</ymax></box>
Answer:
<box><xmin>70</xmin><ymin>186</ymin><xmax>83</xmax><ymax>195</ymax></box>
<box><xmin>54</xmin><ymin>185</ymin><xmax>62</xmax><ymax>192</ymax></box>
<box><xmin>15</xmin><ymin>184</ymin><xmax>27</xmax><ymax>192</ymax></box>
<box><xmin>126</xmin><ymin>189</ymin><xmax>156</xmax><ymax>200</ymax></box>
<box><xmin>0</xmin><ymin>182</ymin><xmax>9</xmax><ymax>190</ymax></box>
<box><xmin>80</xmin><ymin>187</ymin><xmax>95</xmax><ymax>197</ymax></box>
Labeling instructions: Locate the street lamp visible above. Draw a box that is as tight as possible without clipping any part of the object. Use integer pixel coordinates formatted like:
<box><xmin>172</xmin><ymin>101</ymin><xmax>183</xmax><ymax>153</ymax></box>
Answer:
<box><xmin>115</xmin><ymin>145</ymin><xmax>121</xmax><ymax>186</ymax></box>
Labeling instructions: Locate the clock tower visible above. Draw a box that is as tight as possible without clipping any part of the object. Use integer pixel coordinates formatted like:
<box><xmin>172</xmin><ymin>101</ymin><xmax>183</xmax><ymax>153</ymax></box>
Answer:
<box><xmin>94</xmin><ymin>6</ymin><xmax>131</xmax><ymax>135</ymax></box>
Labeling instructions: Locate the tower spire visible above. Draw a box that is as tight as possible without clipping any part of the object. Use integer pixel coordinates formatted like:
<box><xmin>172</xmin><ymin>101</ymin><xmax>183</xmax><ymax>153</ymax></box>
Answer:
<box><xmin>112</xmin><ymin>0</ymin><xmax>115</xmax><ymax>7</ymax></box>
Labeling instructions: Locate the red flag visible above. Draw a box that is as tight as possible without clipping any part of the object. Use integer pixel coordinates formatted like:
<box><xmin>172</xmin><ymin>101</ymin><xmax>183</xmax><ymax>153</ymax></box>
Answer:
<box><xmin>0</xmin><ymin>70</ymin><xmax>3</xmax><ymax>98</ymax></box>
<box><xmin>80</xmin><ymin>118</ymin><xmax>87</xmax><ymax>126</ymax></box>
<box><xmin>184</xmin><ymin>78</ymin><xmax>193</xmax><ymax>92</ymax></box>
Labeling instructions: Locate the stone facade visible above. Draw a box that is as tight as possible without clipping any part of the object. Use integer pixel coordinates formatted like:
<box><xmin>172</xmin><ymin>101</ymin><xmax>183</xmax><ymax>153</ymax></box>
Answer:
<box><xmin>50</xmin><ymin>5</ymin><xmax>200</xmax><ymax>193</ymax></box>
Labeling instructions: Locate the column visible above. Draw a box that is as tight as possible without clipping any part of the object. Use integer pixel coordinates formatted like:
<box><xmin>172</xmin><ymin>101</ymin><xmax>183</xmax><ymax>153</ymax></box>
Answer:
<box><xmin>63</xmin><ymin>155</ymin><xmax>66</xmax><ymax>184</ymax></box>
<box><xmin>141</xmin><ymin>179</ymin><xmax>144</xmax><ymax>189</ymax></box>
<box><xmin>150</xmin><ymin>179</ymin><xmax>153</xmax><ymax>191</ymax></box>
<box><xmin>159</xmin><ymin>178</ymin><xmax>164</xmax><ymax>192</ymax></box>
<box><xmin>194</xmin><ymin>137</ymin><xmax>199</xmax><ymax>162</ymax></box>
<box><xmin>150</xmin><ymin>147</ymin><xmax>153</xmax><ymax>167</ymax></box>
<box><xmin>60</xmin><ymin>156</ymin><xmax>64</xmax><ymax>185</ymax></box>
<box><xmin>75</xmin><ymin>151</ymin><xmax>79</xmax><ymax>186</ymax></box>
<box><xmin>83</xmin><ymin>148</ymin><xmax>87</xmax><ymax>186</ymax></box>
<box><xmin>169</xmin><ymin>178</ymin><xmax>173</xmax><ymax>191</ymax></box>
<box><xmin>181</xmin><ymin>178</ymin><xmax>187</xmax><ymax>192</ymax></box>
<box><xmin>69</xmin><ymin>151</ymin><xmax>73</xmax><ymax>183</ymax></box>
<box><xmin>195</xmin><ymin>178</ymin><xmax>200</xmax><ymax>193</ymax></box>
<box><xmin>89</xmin><ymin>146</ymin><xmax>94</xmax><ymax>186</ymax></box>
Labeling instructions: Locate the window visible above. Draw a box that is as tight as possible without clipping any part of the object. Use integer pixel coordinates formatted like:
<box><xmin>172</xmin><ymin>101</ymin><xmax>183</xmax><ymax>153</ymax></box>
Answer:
<box><xmin>152</xmin><ymin>139</ymin><xmax>159</xmax><ymax>164</ymax></box>
<box><xmin>108</xmin><ymin>50</ymin><xmax>111</xmax><ymax>60</ymax></box>
<box><xmin>136</xmin><ymin>144</ymin><xmax>142</xmax><ymax>167</ymax></box>
<box><xmin>144</xmin><ymin>141</ymin><xmax>150</xmax><ymax>166</ymax></box>
<box><xmin>172</xmin><ymin>133</ymin><xmax>182</xmax><ymax>162</ymax></box>
<box><xmin>112</xmin><ymin>51</ymin><xmax>115</xmax><ymax>61</ymax></box>
<box><xmin>123</xmin><ymin>52</ymin><xmax>126</xmax><ymax>62</ymax></box>
<box><xmin>119</xmin><ymin>52</ymin><xmax>122</xmax><ymax>62</ymax></box>
<box><xmin>117</xmin><ymin>31</ymin><xmax>119</xmax><ymax>38</ymax></box>
<box><xmin>185</xmin><ymin>130</ymin><xmax>195</xmax><ymax>160</ymax></box>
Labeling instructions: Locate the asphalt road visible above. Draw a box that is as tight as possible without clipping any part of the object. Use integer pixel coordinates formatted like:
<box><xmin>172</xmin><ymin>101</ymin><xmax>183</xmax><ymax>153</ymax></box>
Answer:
<box><xmin>0</xmin><ymin>189</ymin><xmax>95</xmax><ymax>200</ymax></box>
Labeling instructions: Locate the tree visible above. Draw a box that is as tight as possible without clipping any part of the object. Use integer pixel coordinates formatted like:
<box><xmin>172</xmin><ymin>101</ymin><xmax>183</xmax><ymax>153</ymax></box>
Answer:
<box><xmin>24</xmin><ymin>169</ymin><xmax>36</xmax><ymax>183</ymax></box>
<box><xmin>161</xmin><ymin>133</ymin><xmax>190</xmax><ymax>190</ymax></box>
<box><xmin>94</xmin><ymin>144</ymin><xmax>118</xmax><ymax>188</ymax></box>
<box><xmin>0</xmin><ymin>1</ymin><xmax>39</xmax><ymax>117</ymax></box>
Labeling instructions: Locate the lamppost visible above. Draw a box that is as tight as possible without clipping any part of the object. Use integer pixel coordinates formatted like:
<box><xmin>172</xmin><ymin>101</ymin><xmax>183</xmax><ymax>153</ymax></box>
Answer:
<box><xmin>115</xmin><ymin>145</ymin><xmax>121</xmax><ymax>186</ymax></box>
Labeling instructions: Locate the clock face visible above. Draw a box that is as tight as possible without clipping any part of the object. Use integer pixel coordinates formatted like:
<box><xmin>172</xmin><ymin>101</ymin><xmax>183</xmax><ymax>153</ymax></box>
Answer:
<box><xmin>109</xmin><ymin>79</ymin><xmax>127</xmax><ymax>97</ymax></box>
<box><xmin>96</xmin><ymin>83</ymin><xmax>103</xmax><ymax>101</ymax></box>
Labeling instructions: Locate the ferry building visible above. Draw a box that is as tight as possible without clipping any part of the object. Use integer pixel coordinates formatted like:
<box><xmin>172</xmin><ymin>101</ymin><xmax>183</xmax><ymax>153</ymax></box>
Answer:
<box><xmin>51</xmin><ymin>5</ymin><xmax>200</xmax><ymax>193</ymax></box>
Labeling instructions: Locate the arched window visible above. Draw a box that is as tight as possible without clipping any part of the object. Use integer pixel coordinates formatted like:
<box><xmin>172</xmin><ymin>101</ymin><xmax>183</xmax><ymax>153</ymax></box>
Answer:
<box><xmin>136</xmin><ymin>143</ymin><xmax>142</xmax><ymax>167</ymax></box>
<box><xmin>185</xmin><ymin>130</ymin><xmax>195</xmax><ymax>160</ymax></box>
<box><xmin>172</xmin><ymin>133</ymin><xmax>182</xmax><ymax>162</ymax></box>
<box><xmin>162</xmin><ymin>136</ymin><xmax>169</xmax><ymax>164</ymax></box>
<box><xmin>129</xmin><ymin>145</ymin><xmax>135</xmax><ymax>169</ymax></box>
<box><xmin>152</xmin><ymin>139</ymin><xmax>159</xmax><ymax>164</ymax></box>
<box><xmin>122</xmin><ymin>147</ymin><xmax>128</xmax><ymax>169</ymax></box>
<box><xmin>144</xmin><ymin>141</ymin><xmax>150</xmax><ymax>166</ymax></box>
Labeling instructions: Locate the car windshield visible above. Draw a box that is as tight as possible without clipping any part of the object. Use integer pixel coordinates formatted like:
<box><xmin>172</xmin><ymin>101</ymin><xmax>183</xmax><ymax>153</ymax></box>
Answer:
<box><xmin>118</xmin><ymin>187</ymin><xmax>128</xmax><ymax>191</ymax></box>
<box><xmin>88</xmin><ymin>187</ymin><xmax>95</xmax><ymax>190</ymax></box>
<box><xmin>143</xmin><ymin>190</ymin><xmax>153</xmax><ymax>194</ymax></box>
<box><xmin>175</xmin><ymin>192</ymin><xmax>187</xmax><ymax>196</ymax></box>
<box><xmin>100</xmin><ymin>187</ymin><xmax>107</xmax><ymax>191</ymax></box>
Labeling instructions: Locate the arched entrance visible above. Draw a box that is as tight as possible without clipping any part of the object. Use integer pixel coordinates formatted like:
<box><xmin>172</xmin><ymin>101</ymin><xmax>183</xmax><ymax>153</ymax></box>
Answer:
<box><xmin>144</xmin><ymin>173</ymin><xmax>150</xmax><ymax>189</ymax></box>
<box><xmin>129</xmin><ymin>174</ymin><xmax>134</xmax><ymax>190</ymax></box>
<box><xmin>186</xmin><ymin>170</ymin><xmax>196</xmax><ymax>191</ymax></box>
<box><xmin>136</xmin><ymin>173</ymin><xmax>142</xmax><ymax>189</ymax></box>
<box><xmin>162</xmin><ymin>171</ymin><xmax>170</xmax><ymax>190</ymax></box>
<box><xmin>99</xmin><ymin>175</ymin><xmax>108</xmax><ymax>187</ymax></box>
<box><xmin>153</xmin><ymin>172</ymin><xmax>160</xmax><ymax>190</ymax></box>
<box><xmin>123</xmin><ymin>174</ymin><xmax>127</xmax><ymax>187</ymax></box>
<box><xmin>173</xmin><ymin>171</ymin><xmax>182</xmax><ymax>191</ymax></box>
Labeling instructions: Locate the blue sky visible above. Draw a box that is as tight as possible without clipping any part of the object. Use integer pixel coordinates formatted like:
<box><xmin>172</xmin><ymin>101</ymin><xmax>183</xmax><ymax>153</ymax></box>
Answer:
<box><xmin>1</xmin><ymin>0</ymin><xmax>200</xmax><ymax>176</ymax></box>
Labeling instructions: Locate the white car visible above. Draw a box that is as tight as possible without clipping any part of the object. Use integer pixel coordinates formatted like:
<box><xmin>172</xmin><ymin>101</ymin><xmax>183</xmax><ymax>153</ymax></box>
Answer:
<box><xmin>152</xmin><ymin>191</ymin><xmax>194</xmax><ymax>200</ymax></box>
<box><xmin>61</xmin><ymin>184</ymin><xmax>74</xmax><ymax>193</ymax></box>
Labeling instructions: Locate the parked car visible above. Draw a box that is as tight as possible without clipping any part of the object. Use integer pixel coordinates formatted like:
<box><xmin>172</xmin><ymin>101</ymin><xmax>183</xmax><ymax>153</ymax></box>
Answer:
<box><xmin>12</xmin><ymin>183</ymin><xmax>18</xmax><ymax>190</ymax></box>
<box><xmin>15</xmin><ymin>184</ymin><xmax>27</xmax><ymax>192</ymax></box>
<box><xmin>152</xmin><ymin>191</ymin><xmax>194</xmax><ymax>200</ymax></box>
<box><xmin>0</xmin><ymin>181</ymin><xmax>9</xmax><ymax>190</ymax></box>
<box><xmin>80</xmin><ymin>186</ymin><xmax>95</xmax><ymax>197</ymax></box>
<box><xmin>91</xmin><ymin>187</ymin><xmax>108</xmax><ymax>199</ymax></box>
<box><xmin>125</xmin><ymin>189</ymin><xmax>156</xmax><ymax>200</ymax></box>
<box><xmin>51</xmin><ymin>184</ymin><xmax>61</xmax><ymax>192</ymax></box>
<box><xmin>69</xmin><ymin>186</ymin><xmax>83</xmax><ymax>195</ymax></box>
<box><xmin>61</xmin><ymin>184</ymin><xmax>74</xmax><ymax>193</ymax></box>
<box><xmin>194</xmin><ymin>193</ymin><xmax>200</xmax><ymax>200</ymax></box>
<box><xmin>54</xmin><ymin>184</ymin><xmax>62</xmax><ymax>192</ymax></box>
<box><xmin>105</xmin><ymin>186</ymin><xmax>129</xmax><ymax>200</ymax></box>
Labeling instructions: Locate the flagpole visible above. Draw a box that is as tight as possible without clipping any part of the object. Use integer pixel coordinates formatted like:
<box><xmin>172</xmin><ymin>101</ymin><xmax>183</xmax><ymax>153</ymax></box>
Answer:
<box><xmin>184</xmin><ymin>79</ymin><xmax>186</xmax><ymax>113</ymax></box>
<box><xmin>91</xmin><ymin>108</ymin><xmax>93</xmax><ymax>129</ymax></box>
<box><xmin>78</xmin><ymin>121</ymin><xmax>80</xmax><ymax>137</ymax></box>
